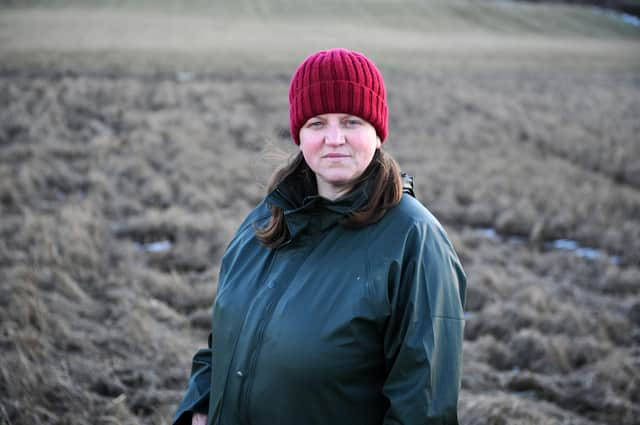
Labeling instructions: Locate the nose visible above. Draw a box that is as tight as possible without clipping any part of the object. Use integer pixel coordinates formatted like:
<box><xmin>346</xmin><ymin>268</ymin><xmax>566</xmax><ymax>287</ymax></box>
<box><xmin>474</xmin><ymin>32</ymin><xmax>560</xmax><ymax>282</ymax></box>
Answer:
<box><xmin>324</xmin><ymin>123</ymin><xmax>345</xmax><ymax>145</ymax></box>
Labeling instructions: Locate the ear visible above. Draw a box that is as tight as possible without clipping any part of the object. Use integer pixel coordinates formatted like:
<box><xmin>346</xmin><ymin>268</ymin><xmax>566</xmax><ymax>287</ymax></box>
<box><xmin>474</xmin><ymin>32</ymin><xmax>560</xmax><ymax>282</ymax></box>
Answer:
<box><xmin>376</xmin><ymin>136</ymin><xmax>382</xmax><ymax>148</ymax></box>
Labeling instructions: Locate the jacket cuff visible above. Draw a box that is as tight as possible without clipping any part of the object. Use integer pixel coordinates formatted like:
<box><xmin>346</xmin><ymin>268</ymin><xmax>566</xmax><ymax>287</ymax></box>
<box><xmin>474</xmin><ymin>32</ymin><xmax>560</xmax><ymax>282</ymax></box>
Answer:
<box><xmin>172</xmin><ymin>381</ymin><xmax>210</xmax><ymax>425</ymax></box>
<box><xmin>172</xmin><ymin>348</ymin><xmax>212</xmax><ymax>425</ymax></box>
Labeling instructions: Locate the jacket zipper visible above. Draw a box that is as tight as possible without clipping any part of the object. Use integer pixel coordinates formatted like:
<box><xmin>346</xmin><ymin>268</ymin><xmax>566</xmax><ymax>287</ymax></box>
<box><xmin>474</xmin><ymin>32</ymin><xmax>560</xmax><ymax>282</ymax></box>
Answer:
<box><xmin>240</xmin><ymin>294</ymin><xmax>279</xmax><ymax>425</ymax></box>
<box><xmin>237</xmin><ymin>249</ymin><xmax>285</xmax><ymax>425</ymax></box>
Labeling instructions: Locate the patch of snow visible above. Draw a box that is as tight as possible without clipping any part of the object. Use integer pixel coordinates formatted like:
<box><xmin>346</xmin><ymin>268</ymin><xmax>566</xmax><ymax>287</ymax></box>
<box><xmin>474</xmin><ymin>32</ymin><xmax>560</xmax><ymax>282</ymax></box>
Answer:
<box><xmin>134</xmin><ymin>240</ymin><xmax>172</xmax><ymax>253</ymax></box>
<box><xmin>475</xmin><ymin>228</ymin><xmax>618</xmax><ymax>264</ymax></box>
<box><xmin>593</xmin><ymin>7</ymin><xmax>640</xmax><ymax>27</ymax></box>
<box><xmin>176</xmin><ymin>71</ymin><xmax>194</xmax><ymax>82</ymax></box>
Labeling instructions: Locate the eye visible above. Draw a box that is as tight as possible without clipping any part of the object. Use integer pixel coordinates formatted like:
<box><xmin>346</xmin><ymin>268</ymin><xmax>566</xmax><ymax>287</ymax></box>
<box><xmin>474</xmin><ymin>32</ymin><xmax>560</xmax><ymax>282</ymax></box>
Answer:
<box><xmin>343</xmin><ymin>117</ymin><xmax>362</xmax><ymax>127</ymax></box>
<box><xmin>306</xmin><ymin>120</ymin><xmax>324</xmax><ymax>128</ymax></box>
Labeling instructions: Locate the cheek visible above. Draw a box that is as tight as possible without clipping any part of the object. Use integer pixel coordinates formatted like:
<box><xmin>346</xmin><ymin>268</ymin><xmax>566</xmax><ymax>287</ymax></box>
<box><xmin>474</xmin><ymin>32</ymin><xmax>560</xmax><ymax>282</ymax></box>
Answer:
<box><xmin>299</xmin><ymin>138</ymin><xmax>323</xmax><ymax>166</ymax></box>
<box><xmin>300</xmin><ymin>140</ymin><xmax>319</xmax><ymax>154</ymax></box>
<box><xmin>356</xmin><ymin>136</ymin><xmax>379</xmax><ymax>162</ymax></box>
<box><xmin>300</xmin><ymin>149</ymin><xmax>315</xmax><ymax>169</ymax></box>
<box><xmin>362</xmin><ymin>147</ymin><xmax>376</xmax><ymax>167</ymax></box>
<box><xmin>299</xmin><ymin>132</ymin><xmax>315</xmax><ymax>149</ymax></box>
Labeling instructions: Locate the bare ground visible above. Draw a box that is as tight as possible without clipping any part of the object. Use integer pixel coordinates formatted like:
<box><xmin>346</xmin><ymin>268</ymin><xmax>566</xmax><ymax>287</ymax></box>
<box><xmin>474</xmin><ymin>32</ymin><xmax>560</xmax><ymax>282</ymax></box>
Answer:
<box><xmin>1</xmin><ymin>6</ymin><xmax>639</xmax><ymax>425</ymax></box>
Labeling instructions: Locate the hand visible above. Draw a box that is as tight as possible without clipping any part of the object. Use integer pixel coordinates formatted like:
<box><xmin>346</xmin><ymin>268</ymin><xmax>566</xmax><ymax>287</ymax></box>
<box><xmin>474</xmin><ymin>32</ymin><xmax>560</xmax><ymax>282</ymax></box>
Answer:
<box><xmin>192</xmin><ymin>412</ymin><xmax>207</xmax><ymax>425</ymax></box>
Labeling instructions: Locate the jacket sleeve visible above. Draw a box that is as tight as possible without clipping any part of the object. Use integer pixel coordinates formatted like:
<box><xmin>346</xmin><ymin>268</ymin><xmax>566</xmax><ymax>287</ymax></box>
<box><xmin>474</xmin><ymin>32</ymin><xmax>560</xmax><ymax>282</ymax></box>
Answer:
<box><xmin>382</xmin><ymin>221</ymin><xmax>467</xmax><ymax>425</ymax></box>
<box><xmin>172</xmin><ymin>333</ymin><xmax>213</xmax><ymax>425</ymax></box>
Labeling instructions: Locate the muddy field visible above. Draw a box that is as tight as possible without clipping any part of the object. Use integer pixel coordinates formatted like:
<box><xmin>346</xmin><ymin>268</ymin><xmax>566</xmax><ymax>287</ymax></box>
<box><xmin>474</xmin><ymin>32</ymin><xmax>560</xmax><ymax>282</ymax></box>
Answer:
<box><xmin>1</xmin><ymin>4</ymin><xmax>640</xmax><ymax>425</ymax></box>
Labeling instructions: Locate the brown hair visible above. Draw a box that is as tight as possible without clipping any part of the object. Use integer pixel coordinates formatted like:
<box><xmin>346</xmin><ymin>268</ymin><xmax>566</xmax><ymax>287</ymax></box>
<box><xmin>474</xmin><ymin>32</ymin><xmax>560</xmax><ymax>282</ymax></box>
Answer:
<box><xmin>255</xmin><ymin>149</ymin><xmax>403</xmax><ymax>249</ymax></box>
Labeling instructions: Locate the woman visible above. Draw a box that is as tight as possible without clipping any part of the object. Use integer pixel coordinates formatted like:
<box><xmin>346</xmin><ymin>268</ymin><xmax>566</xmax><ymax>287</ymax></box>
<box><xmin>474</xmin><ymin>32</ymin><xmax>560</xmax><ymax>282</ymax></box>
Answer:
<box><xmin>173</xmin><ymin>48</ymin><xmax>466</xmax><ymax>425</ymax></box>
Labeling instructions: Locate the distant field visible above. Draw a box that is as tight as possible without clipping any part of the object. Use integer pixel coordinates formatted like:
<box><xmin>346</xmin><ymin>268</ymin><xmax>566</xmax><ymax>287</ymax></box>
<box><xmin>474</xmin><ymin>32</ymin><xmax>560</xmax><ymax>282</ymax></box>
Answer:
<box><xmin>3</xmin><ymin>0</ymin><xmax>640</xmax><ymax>37</ymax></box>
<box><xmin>1</xmin><ymin>0</ymin><xmax>640</xmax><ymax>73</ymax></box>
<box><xmin>1</xmin><ymin>2</ymin><xmax>640</xmax><ymax>425</ymax></box>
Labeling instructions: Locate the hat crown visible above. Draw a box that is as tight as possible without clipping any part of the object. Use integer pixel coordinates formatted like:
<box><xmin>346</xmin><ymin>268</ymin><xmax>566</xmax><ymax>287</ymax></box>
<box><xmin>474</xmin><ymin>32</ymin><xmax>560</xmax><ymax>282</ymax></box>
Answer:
<box><xmin>289</xmin><ymin>48</ymin><xmax>385</xmax><ymax>101</ymax></box>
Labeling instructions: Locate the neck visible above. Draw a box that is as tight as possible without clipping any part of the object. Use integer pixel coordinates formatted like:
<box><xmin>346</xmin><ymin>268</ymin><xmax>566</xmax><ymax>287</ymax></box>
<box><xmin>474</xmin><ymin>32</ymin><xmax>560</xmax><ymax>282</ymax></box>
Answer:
<box><xmin>316</xmin><ymin>180</ymin><xmax>352</xmax><ymax>201</ymax></box>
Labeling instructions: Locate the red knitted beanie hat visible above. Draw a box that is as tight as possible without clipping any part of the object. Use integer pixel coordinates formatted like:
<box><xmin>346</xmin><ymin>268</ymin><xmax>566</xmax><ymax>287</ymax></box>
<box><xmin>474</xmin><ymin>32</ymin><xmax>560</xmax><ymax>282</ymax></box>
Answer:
<box><xmin>288</xmin><ymin>48</ymin><xmax>388</xmax><ymax>145</ymax></box>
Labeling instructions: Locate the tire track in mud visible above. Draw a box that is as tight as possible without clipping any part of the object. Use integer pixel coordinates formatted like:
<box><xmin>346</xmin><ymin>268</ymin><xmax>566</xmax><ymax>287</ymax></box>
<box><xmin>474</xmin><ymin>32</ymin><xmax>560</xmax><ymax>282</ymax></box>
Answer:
<box><xmin>412</xmin><ymin>86</ymin><xmax>640</xmax><ymax>266</ymax></box>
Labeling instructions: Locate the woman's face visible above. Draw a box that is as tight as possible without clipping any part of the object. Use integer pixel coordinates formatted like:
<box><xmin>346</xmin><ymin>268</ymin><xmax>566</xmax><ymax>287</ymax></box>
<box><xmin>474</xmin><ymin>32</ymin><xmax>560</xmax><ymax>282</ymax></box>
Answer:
<box><xmin>299</xmin><ymin>113</ymin><xmax>380</xmax><ymax>200</ymax></box>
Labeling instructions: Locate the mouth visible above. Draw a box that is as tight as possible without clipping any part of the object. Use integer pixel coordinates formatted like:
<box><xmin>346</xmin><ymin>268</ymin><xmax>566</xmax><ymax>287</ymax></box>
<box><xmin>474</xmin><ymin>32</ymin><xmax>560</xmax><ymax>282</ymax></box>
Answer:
<box><xmin>323</xmin><ymin>153</ymin><xmax>350</xmax><ymax>158</ymax></box>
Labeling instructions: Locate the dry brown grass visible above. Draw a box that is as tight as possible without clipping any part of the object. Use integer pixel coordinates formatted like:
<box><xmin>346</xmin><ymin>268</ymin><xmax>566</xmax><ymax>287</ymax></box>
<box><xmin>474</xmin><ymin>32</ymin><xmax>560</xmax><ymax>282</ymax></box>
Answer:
<box><xmin>1</xmin><ymin>4</ymin><xmax>639</xmax><ymax>425</ymax></box>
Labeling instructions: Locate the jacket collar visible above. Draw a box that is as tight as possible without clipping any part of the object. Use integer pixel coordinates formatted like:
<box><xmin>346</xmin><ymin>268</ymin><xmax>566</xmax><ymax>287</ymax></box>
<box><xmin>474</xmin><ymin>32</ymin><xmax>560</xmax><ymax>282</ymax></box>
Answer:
<box><xmin>265</xmin><ymin>170</ymin><xmax>371</xmax><ymax>241</ymax></box>
<box><xmin>264</xmin><ymin>166</ymin><xmax>415</xmax><ymax>242</ymax></box>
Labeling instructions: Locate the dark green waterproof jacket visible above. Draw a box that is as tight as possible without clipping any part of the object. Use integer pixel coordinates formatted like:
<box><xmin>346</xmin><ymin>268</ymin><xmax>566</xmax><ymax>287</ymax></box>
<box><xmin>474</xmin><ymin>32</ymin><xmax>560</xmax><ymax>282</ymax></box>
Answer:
<box><xmin>173</xmin><ymin>175</ymin><xmax>466</xmax><ymax>425</ymax></box>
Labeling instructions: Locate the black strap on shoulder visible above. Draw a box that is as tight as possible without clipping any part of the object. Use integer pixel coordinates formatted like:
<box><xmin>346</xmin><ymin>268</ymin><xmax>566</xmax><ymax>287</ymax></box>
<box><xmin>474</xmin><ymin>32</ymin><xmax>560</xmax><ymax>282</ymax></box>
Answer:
<box><xmin>401</xmin><ymin>172</ymin><xmax>415</xmax><ymax>197</ymax></box>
